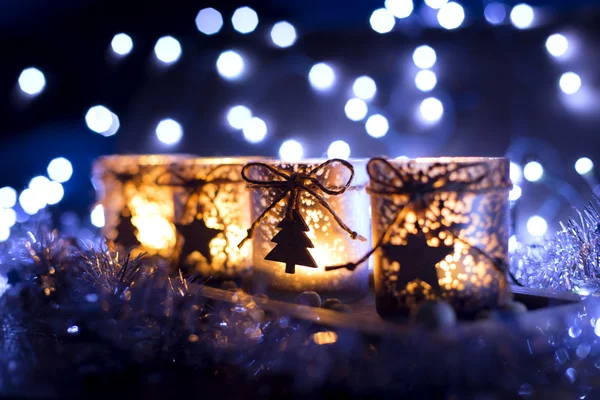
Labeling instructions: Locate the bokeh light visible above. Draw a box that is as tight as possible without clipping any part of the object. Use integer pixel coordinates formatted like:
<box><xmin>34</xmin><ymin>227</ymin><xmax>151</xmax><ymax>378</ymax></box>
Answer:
<box><xmin>18</xmin><ymin>67</ymin><xmax>46</xmax><ymax>96</ymax></box>
<box><xmin>527</xmin><ymin>215</ymin><xmax>548</xmax><ymax>237</ymax></box>
<box><xmin>510</xmin><ymin>162</ymin><xmax>523</xmax><ymax>183</ymax></box>
<box><xmin>365</xmin><ymin>114</ymin><xmax>389</xmax><ymax>138</ymax></box>
<box><xmin>559</xmin><ymin>72</ymin><xmax>581</xmax><ymax>95</ymax></box>
<box><xmin>227</xmin><ymin>105</ymin><xmax>252</xmax><ymax>130</ymax></box>
<box><xmin>370</xmin><ymin>8</ymin><xmax>396</xmax><ymax>34</ymax></box>
<box><xmin>523</xmin><ymin>161</ymin><xmax>544</xmax><ymax>182</ymax></box>
<box><xmin>352</xmin><ymin>76</ymin><xmax>377</xmax><ymax>101</ymax></box>
<box><xmin>47</xmin><ymin>157</ymin><xmax>73</xmax><ymax>183</ymax></box>
<box><xmin>308</xmin><ymin>63</ymin><xmax>336</xmax><ymax>91</ymax></box>
<box><xmin>19</xmin><ymin>188</ymin><xmax>45</xmax><ymax>215</ymax></box>
<box><xmin>85</xmin><ymin>105</ymin><xmax>119</xmax><ymax>136</ymax></box>
<box><xmin>545</xmin><ymin>33</ymin><xmax>568</xmax><ymax>58</ymax></box>
<box><xmin>437</xmin><ymin>2</ymin><xmax>465</xmax><ymax>30</ymax></box>
<box><xmin>0</xmin><ymin>187</ymin><xmax>17</xmax><ymax>209</ymax></box>
<box><xmin>0</xmin><ymin>226</ymin><xmax>9</xmax><ymax>242</ymax></box>
<box><xmin>344</xmin><ymin>98</ymin><xmax>368</xmax><ymax>121</ymax></box>
<box><xmin>270</xmin><ymin>21</ymin><xmax>297</xmax><ymax>48</ymax></box>
<box><xmin>216</xmin><ymin>50</ymin><xmax>245</xmax><ymax>80</ymax></box>
<box><xmin>242</xmin><ymin>117</ymin><xmax>267</xmax><ymax>143</ymax></box>
<box><xmin>509</xmin><ymin>185</ymin><xmax>522</xmax><ymax>201</ymax></box>
<box><xmin>91</xmin><ymin>204</ymin><xmax>105</xmax><ymax>228</ymax></box>
<box><xmin>327</xmin><ymin>140</ymin><xmax>351</xmax><ymax>159</ymax></box>
<box><xmin>154</xmin><ymin>36</ymin><xmax>182</xmax><ymax>64</ymax></box>
<box><xmin>412</xmin><ymin>45</ymin><xmax>437</xmax><ymax>69</ymax></box>
<box><xmin>278</xmin><ymin>139</ymin><xmax>304</xmax><ymax>162</ymax></box>
<box><xmin>0</xmin><ymin>208</ymin><xmax>17</xmax><ymax>228</ymax></box>
<box><xmin>424</xmin><ymin>0</ymin><xmax>448</xmax><ymax>9</ymax></box>
<box><xmin>484</xmin><ymin>2</ymin><xmax>506</xmax><ymax>25</ymax></box>
<box><xmin>575</xmin><ymin>157</ymin><xmax>594</xmax><ymax>175</ymax></box>
<box><xmin>110</xmin><ymin>33</ymin><xmax>133</xmax><ymax>56</ymax></box>
<box><xmin>508</xmin><ymin>235</ymin><xmax>519</xmax><ymax>252</ymax></box>
<box><xmin>156</xmin><ymin>118</ymin><xmax>183</xmax><ymax>145</ymax></box>
<box><xmin>45</xmin><ymin>181</ymin><xmax>65</xmax><ymax>205</ymax></box>
<box><xmin>384</xmin><ymin>0</ymin><xmax>413</xmax><ymax>18</ymax></box>
<box><xmin>419</xmin><ymin>97</ymin><xmax>444</xmax><ymax>123</ymax></box>
<box><xmin>414</xmin><ymin>70</ymin><xmax>437</xmax><ymax>92</ymax></box>
<box><xmin>195</xmin><ymin>7</ymin><xmax>223</xmax><ymax>35</ymax></box>
<box><xmin>510</xmin><ymin>3</ymin><xmax>534</xmax><ymax>29</ymax></box>
<box><xmin>29</xmin><ymin>176</ymin><xmax>51</xmax><ymax>193</ymax></box>
<box><xmin>231</xmin><ymin>6</ymin><xmax>259</xmax><ymax>34</ymax></box>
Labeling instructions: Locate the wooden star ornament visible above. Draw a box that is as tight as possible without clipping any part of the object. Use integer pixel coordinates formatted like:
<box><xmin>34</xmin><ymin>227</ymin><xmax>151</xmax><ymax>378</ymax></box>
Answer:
<box><xmin>175</xmin><ymin>218</ymin><xmax>222</xmax><ymax>264</ymax></box>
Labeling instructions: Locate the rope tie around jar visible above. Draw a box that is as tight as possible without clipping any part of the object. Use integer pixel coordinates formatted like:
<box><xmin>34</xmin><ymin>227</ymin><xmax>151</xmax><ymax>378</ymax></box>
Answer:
<box><xmin>326</xmin><ymin>157</ymin><xmax>520</xmax><ymax>285</ymax></box>
<box><xmin>237</xmin><ymin>158</ymin><xmax>367</xmax><ymax>248</ymax></box>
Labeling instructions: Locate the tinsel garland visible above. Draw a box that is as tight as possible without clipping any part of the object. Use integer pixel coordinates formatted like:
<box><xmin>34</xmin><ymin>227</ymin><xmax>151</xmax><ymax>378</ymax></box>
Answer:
<box><xmin>1</xmin><ymin>214</ymin><xmax>600</xmax><ymax>397</ymax></box>
<box><xmin>511</xmin><ymin>196</ymin><xmax>600</xmax><ymax>294</ymax></box>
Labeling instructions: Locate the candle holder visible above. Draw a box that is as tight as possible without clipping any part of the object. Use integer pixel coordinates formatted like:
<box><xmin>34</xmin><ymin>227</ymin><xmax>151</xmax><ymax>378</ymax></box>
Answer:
<box><xmin>240</xmin><ymin>159</ymin><xmax>371</xmax><ymax>302</ymax></box>
<box><xmin>364</xmin><ymin>157</ymin><xmax>512</xmax><ymax>317</ymax></box>
<box><xmin>92</xmin><ymin>155</ymin><xmax>253</xmax><ymax>280</ymax></box>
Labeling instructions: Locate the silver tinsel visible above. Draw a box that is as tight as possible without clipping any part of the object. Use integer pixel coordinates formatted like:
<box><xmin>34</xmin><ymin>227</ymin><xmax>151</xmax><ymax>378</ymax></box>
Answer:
<box><xmin>511</xmin><ymin>196</ymin><xmax>600</xmax><ymax>294</ymax></box>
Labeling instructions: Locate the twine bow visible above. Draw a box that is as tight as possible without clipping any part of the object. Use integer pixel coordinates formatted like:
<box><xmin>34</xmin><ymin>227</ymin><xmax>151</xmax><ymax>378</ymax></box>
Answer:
<box><xmin>237</xmin><ymin>158</ymin><xmax>367</xmax><ymax>249</ymax></box>
<box><xmin>326</xmin><ymin>157</ymin><xmax>519</xmax><ymax>285</ymax></box>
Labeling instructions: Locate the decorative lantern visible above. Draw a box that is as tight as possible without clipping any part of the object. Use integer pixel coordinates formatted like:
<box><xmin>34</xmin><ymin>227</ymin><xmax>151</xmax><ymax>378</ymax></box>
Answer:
<box><xmin>92</xmin><ymin>155</ymin><xmax>252</xmax><ymax>280</ymax></box>
<box><xmin>239</xmin><ymin>159</ymin><xmax>371</xmax><ymax>302</ymax></box>
<box><xmin>363</xmin><ymin>157</ymin><xmax>512</xmax><ymax>317</ymax></box>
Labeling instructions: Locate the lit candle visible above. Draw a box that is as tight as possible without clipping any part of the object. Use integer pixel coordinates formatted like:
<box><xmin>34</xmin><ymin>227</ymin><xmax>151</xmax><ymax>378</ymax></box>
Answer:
<box><xmin>92</xmin><ymin>155</ymin><xmax>253</xmax><ymax>279</ymax></box>
<box><xmin>367</xmin><ymin>157</ymin><xmax>512</xmax><ymax>317</ymax></box>
<box><xmin>242</xmin><ymin>159</ymin><xmax>371</xmax><ymax>302</ymax></box>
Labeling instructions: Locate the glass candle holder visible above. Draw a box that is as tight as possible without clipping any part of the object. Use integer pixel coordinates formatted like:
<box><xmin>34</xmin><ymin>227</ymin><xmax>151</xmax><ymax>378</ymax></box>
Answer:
<box><xmin>246</xmin><ymin>159</ymin><xmax>371</xmax><ymax>302</ymax></box>
<box><xmin>92</xmin><ymin>155</ymin><xmax>253</xmax><ymax>280</ymax></box>
<box><xmin>368</xmin><ymin>157</ymin><xmax>512</xmax><ymax>317</ymax></box>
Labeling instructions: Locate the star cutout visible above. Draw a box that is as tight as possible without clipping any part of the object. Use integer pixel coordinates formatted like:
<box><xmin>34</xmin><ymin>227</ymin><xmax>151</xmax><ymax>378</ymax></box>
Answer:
<box><xmin>115</xmin><ymin>212</ymin><xmax>140</xmax><ymax>250</ymax></box>
<box><xmin>380</xmin><ymin>234</ymin><xmax>455</xmax><ymax>293</ymax></box>
<box><xmin>175</xmin><ymin>218</ymin><xmax>222</xmax><ymax>264</ymax></box>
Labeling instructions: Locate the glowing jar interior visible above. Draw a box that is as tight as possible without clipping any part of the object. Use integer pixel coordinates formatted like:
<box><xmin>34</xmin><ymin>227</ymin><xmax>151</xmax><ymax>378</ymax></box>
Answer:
<box><xmin>248</xmin><ymin>159</ymin><xmax>371</xmax><ymax>302</ymax></box>
<box><xmin>369</xmin><ymin>157</ymin><xmax>512</xmax><ymax>317</ymax></box>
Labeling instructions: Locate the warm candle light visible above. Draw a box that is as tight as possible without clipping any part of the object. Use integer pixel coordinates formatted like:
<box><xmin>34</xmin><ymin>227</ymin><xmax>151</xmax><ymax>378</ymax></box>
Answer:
<box><xmin>92</xmin><ymin>155</ymin><xmax>253</xmax><ymax>279</ymax></box>
<box><xmin>243</xmin><ymin>159</ymin><xmax>371</xmax><ymax>302</ymax></box>
<box><xmin>367</xmin><ymin>157</ymin><xmax>512</xmax><ymax>317</ymax></box>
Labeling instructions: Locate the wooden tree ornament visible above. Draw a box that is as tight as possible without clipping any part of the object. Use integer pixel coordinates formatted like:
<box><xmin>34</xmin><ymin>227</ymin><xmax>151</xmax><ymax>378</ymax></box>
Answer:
<box><xmin>115</xmin><ymin>208</ymin><xmax>140</xmax><ymax>250</ymax></box>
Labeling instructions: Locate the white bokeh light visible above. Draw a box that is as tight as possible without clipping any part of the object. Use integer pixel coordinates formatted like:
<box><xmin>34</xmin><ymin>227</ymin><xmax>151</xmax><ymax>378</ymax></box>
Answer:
<box><xmin>29</xmin><ymin>176</ymin><xmax>50</xmax><ymax>193</ymax></box>
<box><xmin>154</xmin><ymin>36</ymin><xmax>182</xmax><ymax>64</ymax></box>
<box><xmin>575</xmin><ymin>157</ymin><xmax>594</xmax><ymax>175</ymax></box>
<box><xmin>510</xmin><ymin>4</ymin><xmax>534</xmax><ymax>29</ymax></box>
<box><xmin>510</xmin><ymin>162</ymin><xmax>522</xmax><ymax>183</ymax></box>
<box><xmin>545</xmin><ymin>33</ymin><xmax>568</xmax><ymax>58</ymax></box>
<box><xmin>370</xmin><ymin>8</ymin><xmax>396</xmax><ymax>34</ymax></box>
<box><xmin>45</xmin><ymin>181</ymin><xmax>64</xmax><ymax>205</ymax></box>
<box><xmin>216</xmin><ymin>50</ymin><xmax>245</xmax><ymax>80</ymax></box>
<box><xmin>195</xmin><ymin>8</ymin><xmax>223</xmax><ymax>35</ymax></box>
<box><xmin>270</xmin><ymin>21</ymin><xmax>297</xmax><ymax>48</ymax></box>
<box><xmin>523</xmin><ymin>161</ymin><xmax>544</xmax><ymax>182</ymax></box>
<box><xmin>508</xmin><ymin>235</ymin><xmax>519</xmax><ymax>252</ymax></box>
<box><xmin>47</xmin><ymin>157</ymin><xmax>73</xmax><ymax>183</ymax></box>
<box><xmin>412</xmin><ymin>45</ymin><xmax>437</xmax><ymax>69</ymax></box>
<box><xmin>352</xmin><ymin>76</ymin><xmax>377</xmax><ymax>100</ymax></box>
<box><xmin>0</xmin><ymin>187</ymin><xmax>17</xmax><ymax>209</ymax></box>
<box><xmin>111</xmin><ymin>33</ymin><xmax>133</xmax><ymax>56</ymax></box>
<box><xmin>19</xmin><ymin>188</ymin><xmax>45</xmax><ymax>215</ymax></box>
<box><xmin>437</xmin><ymin>2</ymin><xmax>465</xmax><ymax>30</ymax></box>
<box><xmin>365</xmin><ymin>114</ymin><xmax>389</xmax><ymax>138</ymax></box>
<box><xmin>91</xmin><ymin>204</ymin><xmax>106</xmax><ymax>228</ymax></box>
<box><xmin>419</xmin><ymin>97</ymin><xmax>444</xmax><ymax>123</ymax></box>
<box><xmin>527</xmin><ymin>215</ymin><xmax>548</xmax><ymax>237</ymax></box>
<box><xmin>231</xmin><ymin>7</ymin><xmax>259</xmax><ymax>34</ymax></box>
<box><xmin>559</xmin><ymin>72</ymin><xmax>581</xmax><ymax>95</ymax></box>
<box><xmin>385</xmin><ymin>0</ymin><xmax>413</xmax><ymax>18</ymax></box>
<box><xmin>18</xmin><ymin>67</ymin><xmax>46</xmax><ymax>96</ymax></box>
<box><xmin>484</xmin><ymin>2</ymin><xmax>506</xmax><ymax>25</ymax></box>
<box><xmin>327</xmin><ymin>140</ymin><xmax>351</xmax><ymax>159</ymax></box>
<box><xmin>0</xmin><ymin>226</ymin><xmax>9</xmax><ymax>242</ymax></box>
<box><xmin>509</xmin><ymin>185</ymin><xmax>522</xmax><ymax>201</ymax></box>
<box><xmin>242</xmin><ymin>117</ymin><xmax>267</xmax><ymax>143</ymax></box>
<box><xmin>308</xmin><ymin>63</ymin><xmax>336</xmax><ymax>91</ymax></box>
<box><xmin>344</xmin><ymin>98</ymin><xmax>368</xmax><ymax>121</ymax></box>
<box><xmin>156</xmin><ymin>119</ymin><xmax>183</xmax><ymax>145</ymax></box>
<box><xmin>424</xmin><ymin>0</ymin><xmax>448</xmax><ymax>9</ymax></box>
<box><xmin>278</xmin><ymin>139</ymin><xmax>304</xmax><ymax>162</ymax></box>
<box><xmin>85</xmin><ymin>105</ymin><xmax>120</xmax><ymax>136</ymax></box>
<box><xmin>0</xmin><ymin>208</ymin><xmax>17</xmax><ymax>228</ymax></box>
<box><xmin>414</xmin><ymin>70</ymin><xmax>437</xmax><ymax>92</ymax></box>
<box><xmin>227</xmin><ymin>105</ymin><xmax>252</xmax><ymax>130</ymax></box>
